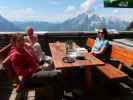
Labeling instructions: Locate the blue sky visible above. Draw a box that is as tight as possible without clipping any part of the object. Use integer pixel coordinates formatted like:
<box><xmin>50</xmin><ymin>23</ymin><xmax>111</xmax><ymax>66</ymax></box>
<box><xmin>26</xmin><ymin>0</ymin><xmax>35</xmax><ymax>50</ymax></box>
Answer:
<box><xmin>0</xmin><ymin>0</ymin><xmax>133</xmax><ymax>22</ymax></box>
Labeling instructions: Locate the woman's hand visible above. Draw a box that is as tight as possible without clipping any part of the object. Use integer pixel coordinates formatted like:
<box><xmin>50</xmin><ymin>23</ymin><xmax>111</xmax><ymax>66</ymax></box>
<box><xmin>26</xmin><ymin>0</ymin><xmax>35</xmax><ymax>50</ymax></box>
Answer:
<box><xmin>18</xmin><ymin>75</ymin><xmax>23</xmax><ymax>81</ymax></box>
<box><xmin>89</xmin><ymin>52</ymin><xmax>97</xmax><ymax>56</ymax></box>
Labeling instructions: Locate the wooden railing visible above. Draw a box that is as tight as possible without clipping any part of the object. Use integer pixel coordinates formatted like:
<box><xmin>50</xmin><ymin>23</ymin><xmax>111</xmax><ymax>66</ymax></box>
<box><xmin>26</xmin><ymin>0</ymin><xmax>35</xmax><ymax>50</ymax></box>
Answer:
<box><xmin>0</xmin><ymin>31</ymin><xmax>133</xmax><ymax>54</ymax></box>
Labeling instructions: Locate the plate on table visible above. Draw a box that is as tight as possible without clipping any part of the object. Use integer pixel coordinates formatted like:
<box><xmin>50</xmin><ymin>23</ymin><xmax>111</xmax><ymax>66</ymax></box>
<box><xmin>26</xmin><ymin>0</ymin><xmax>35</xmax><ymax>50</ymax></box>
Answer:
<box><xmin>76</xmin><ymin>47</ymin><xmax>88</xmax><ymax>53</ymax></box>
<box><xmin>62</xmin><ymin>56</ymin><xmax>75</xmax><ymax>63</ymax></box>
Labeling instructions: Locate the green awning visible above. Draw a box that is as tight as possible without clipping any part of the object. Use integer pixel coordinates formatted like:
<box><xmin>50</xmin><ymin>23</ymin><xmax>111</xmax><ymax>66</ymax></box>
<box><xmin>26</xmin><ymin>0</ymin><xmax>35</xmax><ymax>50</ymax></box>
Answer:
<box><xmin>104</xmin><ymin>0</ymin><xmax>133</xmax><ymax>8</ymax></box>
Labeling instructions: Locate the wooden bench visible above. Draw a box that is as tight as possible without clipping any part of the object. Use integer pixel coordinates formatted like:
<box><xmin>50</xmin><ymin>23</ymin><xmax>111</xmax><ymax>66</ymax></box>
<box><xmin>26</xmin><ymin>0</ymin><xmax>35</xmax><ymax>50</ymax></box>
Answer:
<box><xmin>86</xmin><ymin>38</ymin><xmax>128</xmax><ymax>80</ymax></box>
<box><xmin>110</xmin><ymin>43</ymin><xmax>133</xmax><ymax>70</ymax></box>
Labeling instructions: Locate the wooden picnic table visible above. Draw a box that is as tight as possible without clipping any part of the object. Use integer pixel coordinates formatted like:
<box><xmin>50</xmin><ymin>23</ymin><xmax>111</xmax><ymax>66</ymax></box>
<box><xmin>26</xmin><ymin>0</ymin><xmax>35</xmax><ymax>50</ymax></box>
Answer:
<box><xmin>49</xmin><ymin>42</ymin><xmax>105</xmax><ymax>92</ymax></box>
<box><xmin>49</xmin><ymin>42</ymin><xmax>105</xmax><ymax>70</ymax></box>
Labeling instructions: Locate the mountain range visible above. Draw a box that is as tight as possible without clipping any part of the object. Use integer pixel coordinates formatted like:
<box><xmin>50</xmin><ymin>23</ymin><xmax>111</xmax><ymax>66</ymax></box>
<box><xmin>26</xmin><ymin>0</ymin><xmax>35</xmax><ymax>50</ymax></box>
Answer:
<box><xmin>0</xmin><ymin>15</ymin><xmax>20</xmax><ymax>32</ymax></box>
<box><xmin>0</xmin><ymin>13</ymin><xmax>130</xmax><ymax>32</ymax></box>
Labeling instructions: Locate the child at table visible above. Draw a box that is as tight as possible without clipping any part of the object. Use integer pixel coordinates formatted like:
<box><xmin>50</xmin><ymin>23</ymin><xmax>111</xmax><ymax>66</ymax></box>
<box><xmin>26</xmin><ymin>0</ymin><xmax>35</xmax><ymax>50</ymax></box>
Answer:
<box><xmin>24</xmin><ymin>27</ymin><xmax>53</xmax><ymax>69</ymax></box>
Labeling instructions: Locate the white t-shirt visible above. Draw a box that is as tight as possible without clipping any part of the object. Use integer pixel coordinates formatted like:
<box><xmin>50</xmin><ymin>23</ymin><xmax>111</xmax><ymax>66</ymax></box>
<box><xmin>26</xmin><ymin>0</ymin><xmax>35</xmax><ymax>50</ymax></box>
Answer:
<box><xmin>32</xmin><ymin>42</ymin><xmax>44</xmax><ymax>61</ymax></box>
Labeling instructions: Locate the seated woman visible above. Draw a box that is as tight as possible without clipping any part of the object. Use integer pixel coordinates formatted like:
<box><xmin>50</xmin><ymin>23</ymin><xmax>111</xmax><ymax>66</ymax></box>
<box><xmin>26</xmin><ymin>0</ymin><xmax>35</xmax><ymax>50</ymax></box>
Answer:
<box><xmin>90</xmin><ymin>28</ymin><xmax>110</xmax><ymax>61</ymax></box>
<box><xmin>4</xmin><ymin>34</ymin><xmax>63</xmax><ymax>99</ymax></box>
<box><xmin>24</xmin><ymin>27</ymin><xmax>52</xmax><ymax>68</ymax></box>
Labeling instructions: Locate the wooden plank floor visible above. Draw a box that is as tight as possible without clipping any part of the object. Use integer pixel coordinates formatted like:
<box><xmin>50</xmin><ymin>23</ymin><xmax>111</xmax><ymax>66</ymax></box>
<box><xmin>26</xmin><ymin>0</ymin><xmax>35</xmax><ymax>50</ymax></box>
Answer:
<box><xmin>1</xmin><ymin>82</ymin><xmax>132</xmax><ymax>100</ymax></box>
<box><xmin>0</xmin><ymin>61</ymin><xmax>133</xmax><ymax>100</ymax></box>
<box><xmin>9</xmin><ymin>89</ymin><xmax>35</xmax><ymax>100</ymax></box>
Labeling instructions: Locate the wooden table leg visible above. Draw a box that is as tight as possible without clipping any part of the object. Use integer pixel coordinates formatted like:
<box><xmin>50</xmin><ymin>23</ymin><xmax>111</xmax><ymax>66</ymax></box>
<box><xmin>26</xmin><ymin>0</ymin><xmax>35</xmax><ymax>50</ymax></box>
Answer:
<box><xmin>84</xmin><ymin>67</ymin><xmax>92</xmax><ymax>94</ymax></box>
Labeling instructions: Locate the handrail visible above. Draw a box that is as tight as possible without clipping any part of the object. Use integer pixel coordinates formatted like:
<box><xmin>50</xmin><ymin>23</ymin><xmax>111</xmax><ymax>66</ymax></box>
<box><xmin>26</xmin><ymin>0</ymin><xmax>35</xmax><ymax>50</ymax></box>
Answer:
<box><xmin>0</xmin><ymin>43</ymin><xmax>11</xmax><ymax>59</ymax></box>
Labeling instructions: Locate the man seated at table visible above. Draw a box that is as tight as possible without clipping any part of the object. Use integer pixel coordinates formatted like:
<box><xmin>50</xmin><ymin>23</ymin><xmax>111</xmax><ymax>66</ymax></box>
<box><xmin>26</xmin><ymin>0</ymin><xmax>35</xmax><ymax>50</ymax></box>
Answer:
<box><xmin>4</xmin><ymin>34</ymin><xmax>63</xmax><ymax>99</ymax></box>
<box><xmin>24</xmin><ymin>27</ymin><xmax>52</xmax><ymax>68</ymax></box>
<box><xmin>90</xmin><ymin>28</ymin><xmax>110</xmax><ymax>61</ymax></box>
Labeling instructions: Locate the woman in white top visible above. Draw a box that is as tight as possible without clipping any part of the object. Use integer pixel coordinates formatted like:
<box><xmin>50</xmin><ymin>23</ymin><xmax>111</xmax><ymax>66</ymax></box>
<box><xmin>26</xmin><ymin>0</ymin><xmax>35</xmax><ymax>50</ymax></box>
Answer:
<box><xmin>24</xmin><ymin>27</ymin><xmax>53</xmax><ymax>69</ymax></box>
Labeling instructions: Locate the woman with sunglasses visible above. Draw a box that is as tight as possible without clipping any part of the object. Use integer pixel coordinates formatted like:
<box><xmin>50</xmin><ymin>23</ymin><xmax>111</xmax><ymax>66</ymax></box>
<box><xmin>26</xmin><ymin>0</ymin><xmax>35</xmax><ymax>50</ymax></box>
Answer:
<box><xmin>90</xmin><ymin>28</ymin><xmax>110</xmax><ymax>61</ymax></box>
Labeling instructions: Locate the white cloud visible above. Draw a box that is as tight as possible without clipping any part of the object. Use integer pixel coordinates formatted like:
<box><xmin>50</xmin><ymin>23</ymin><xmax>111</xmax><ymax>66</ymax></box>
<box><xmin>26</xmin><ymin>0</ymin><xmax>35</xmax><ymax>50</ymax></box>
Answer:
<box><xmin>110</xmin><ymin>9</ymin><xmax>133</xmax><ymax>22</ymax></box>
<box><xmin>0</xmin><ymin>7</ymin><xmax>35</xmax><ymax>21</ymax></box>
<box><xmin>58</xmin><ymin>5</ymin><xmax>80</xmax><ymax>22</ymax></box>
<box><xmin>10</xmin><ymin>8</ymin><xmax>34</xmax><ymax>21</ymax></box>
<box><xmin>94</xmin><ymin>3</ymin><xmax>104</xmax><ymax>10</ymax></box>
<box><xmin>50</xmin><ymin>0</ymin><xmax>62</xmax><ymax>5</ymax></box>
<box><xmin>64</xmin><ymin>5</ymin><xmax>76</xmax><ymax>13</ymax></box>
<box><xmin>61</xmin><ymin>0</ymin><xmax>97</xmax><ymax>20</ymax></box>
<box><xmin>80</xmin><ymin>0</ymin><xmax>96</xmax><ymax>13</ymax></box>
<box><xmin>99</xmin><ymin>11</ymin><xmax>133</xmax><ymax>22</ymax></box>
<box><xmin>39</xmin><ymin>14</ymin><xmax>73</xmax><ymax>22</ymax></box>
<box><xmin>57</xmin><ymin>0</ymin><xmax>98</xmax><ymax>22</ymax></box>
<box><xmin>113</xmin><ymin>9</ymin><xmax>119</xmax><ymax>13</ymax></box>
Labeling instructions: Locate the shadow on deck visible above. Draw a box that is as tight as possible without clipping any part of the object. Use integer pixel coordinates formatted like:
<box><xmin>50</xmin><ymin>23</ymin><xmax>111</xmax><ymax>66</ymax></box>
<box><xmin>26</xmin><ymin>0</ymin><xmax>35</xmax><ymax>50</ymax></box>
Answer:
<box><xmin>0</xmin><ymin>68</ymin><xmax>133</xmax><ymax>100</ymax></box>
